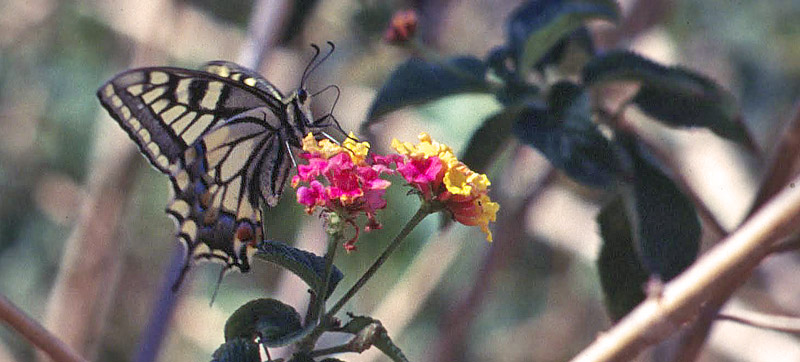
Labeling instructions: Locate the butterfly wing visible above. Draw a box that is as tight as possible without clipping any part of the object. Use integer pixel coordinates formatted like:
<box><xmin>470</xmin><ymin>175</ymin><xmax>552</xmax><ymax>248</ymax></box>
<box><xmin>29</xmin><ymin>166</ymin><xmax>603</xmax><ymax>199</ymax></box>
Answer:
<box><xmin>97</xmin><ymin>66</ymin><xmax>281</xmax><ymax>174</ymax></box>
<box><xmin>167</xmin><ymin>108</ymin><xmax>290</xmax><ymax>272</ymax></box>
<box><xmin>97</xmin><ymin>65</ymin><xmax>293</xmax><ymax>277</ymax></box>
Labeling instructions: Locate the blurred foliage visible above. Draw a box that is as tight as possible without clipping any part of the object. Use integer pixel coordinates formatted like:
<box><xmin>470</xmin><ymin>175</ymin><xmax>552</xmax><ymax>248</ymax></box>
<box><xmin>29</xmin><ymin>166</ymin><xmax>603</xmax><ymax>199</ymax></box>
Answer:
<box><xmin>0</xmin><ymin>0</ymin><xmax>798</xmax><ymax>361</ymax></box>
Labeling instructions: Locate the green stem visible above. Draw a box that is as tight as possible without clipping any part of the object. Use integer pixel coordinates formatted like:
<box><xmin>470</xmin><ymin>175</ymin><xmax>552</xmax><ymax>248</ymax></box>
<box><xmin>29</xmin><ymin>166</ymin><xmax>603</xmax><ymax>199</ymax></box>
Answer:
<box><xmin>325</xmin><ymin>204</ymin><xmax>434</xmax><ymax>321</ymax></box>
<box><xmin>316</xmin><ymin>233</ymin><xmax>340</xmax><ymax>321</ymax></box>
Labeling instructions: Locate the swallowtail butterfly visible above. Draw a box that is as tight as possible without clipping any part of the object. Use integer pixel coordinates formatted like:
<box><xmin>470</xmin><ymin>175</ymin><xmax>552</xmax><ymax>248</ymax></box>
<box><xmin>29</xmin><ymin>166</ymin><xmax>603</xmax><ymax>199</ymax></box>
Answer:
<box><xmin>97</xmin><ymin>44</ymin><xmax>341</xmax><ymax>287</ymax></box>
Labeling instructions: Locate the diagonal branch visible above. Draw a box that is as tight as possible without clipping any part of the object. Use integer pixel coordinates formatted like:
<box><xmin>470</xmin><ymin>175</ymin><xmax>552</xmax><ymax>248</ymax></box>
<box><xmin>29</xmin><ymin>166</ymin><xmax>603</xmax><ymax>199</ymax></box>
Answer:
<box><xmin>569</xmin><ymin>172</ymin><xmax>800</xmax><ymax>362</ymax></box>
<box><xmin>1</xmin><ymin>294</ymin><xmax>87</xmax><ymax>362</ymax></box>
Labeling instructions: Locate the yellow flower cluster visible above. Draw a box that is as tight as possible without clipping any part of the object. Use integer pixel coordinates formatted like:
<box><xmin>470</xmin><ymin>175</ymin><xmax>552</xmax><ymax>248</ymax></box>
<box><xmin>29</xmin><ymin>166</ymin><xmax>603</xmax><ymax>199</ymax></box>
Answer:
<box><xmin>301</xmin><ymin>132</ymin><xmax>370</xmax><ymax>164</ymax></box>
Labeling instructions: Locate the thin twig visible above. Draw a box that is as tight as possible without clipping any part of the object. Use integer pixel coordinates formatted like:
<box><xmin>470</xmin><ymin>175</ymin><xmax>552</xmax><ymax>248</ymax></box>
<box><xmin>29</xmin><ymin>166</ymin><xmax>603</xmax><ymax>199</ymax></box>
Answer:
<box><xmin>569</xmin><ymin>173</ymin><xmax>800</xmax><ymax>361</ymax></box>
<box><xmin>749</xmin><ymin>101</ymin><xmax>800</xmax><ymax>216</ymax></box>
<box><xmin>1</xmin><ymin>294</ymin><xmax>88</xmax><ymax>362</ymax></box>
<box><xmin>717</xmin><ymin>310</ymin><xmax>800</xmax><ymax>335</ymax></box>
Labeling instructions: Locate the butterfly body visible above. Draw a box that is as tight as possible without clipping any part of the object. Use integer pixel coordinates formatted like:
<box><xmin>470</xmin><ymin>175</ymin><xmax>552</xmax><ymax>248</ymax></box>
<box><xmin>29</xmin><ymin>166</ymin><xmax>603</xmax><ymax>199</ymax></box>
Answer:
<box><xmin>97</xmin><ymin>60</ymin><xmax>328</xmax><ymax>278</ymax></box>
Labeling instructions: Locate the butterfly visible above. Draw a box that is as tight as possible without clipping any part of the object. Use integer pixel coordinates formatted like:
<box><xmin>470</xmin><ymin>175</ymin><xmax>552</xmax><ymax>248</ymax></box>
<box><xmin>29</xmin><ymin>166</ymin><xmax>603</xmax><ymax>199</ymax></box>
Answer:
<box><xmin>97</xmin><ymin>43</ymin><xmax>342</xmax><ymax>288</ymax></box>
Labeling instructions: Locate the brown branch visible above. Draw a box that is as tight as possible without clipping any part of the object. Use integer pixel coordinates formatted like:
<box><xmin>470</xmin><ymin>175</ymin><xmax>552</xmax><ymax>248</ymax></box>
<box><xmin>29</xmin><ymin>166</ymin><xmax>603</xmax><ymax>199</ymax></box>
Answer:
<box><xmin>1</xmin><ymin>294</ymin><xmax>88</xmax><ymax>362</ymax></box>
<box><xmin>669</xmin><ymin>100</ymin><xmax>800</xmax><ymax>362</ymax></box>
<box><xmin>569</xmin><ymin>172</ymin><xmax>800</xmax><ymax>361</ymax></box>
<box><xmin>42</xmin><ymin>145</ymin><xmax>140</xmax><ymax>361</ymax></box>
<box><xmin>236</xmin><ymin>0</ymin><xmax>292</xmax><ymax>69</ymax></box>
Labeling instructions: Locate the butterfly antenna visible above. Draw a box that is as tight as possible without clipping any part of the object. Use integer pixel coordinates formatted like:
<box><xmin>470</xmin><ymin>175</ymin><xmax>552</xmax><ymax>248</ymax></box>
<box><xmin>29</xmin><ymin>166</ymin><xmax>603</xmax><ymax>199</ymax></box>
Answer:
<box><xmin>209</xmin><ymin>265</ymin><xmax>226</xmax><ymax>307</ymax></box>
<box><xmin>302</xmin><ymin>41</ymin><xmax>336</xmax><ymax>89</ymax></box>
<box><xmin>311</xmin><ymin>84</ymin><xmax>347</xmax><ymax>136</ymax></box>
<box><xmin>311</xmin><ymin>84</ymin><xmax>341</xmax><ymax>113</ymax></box>
<box><xmin>300</xmin><ymin>43</ymin><xmax>322</xmax><ymax>89</ymax></box>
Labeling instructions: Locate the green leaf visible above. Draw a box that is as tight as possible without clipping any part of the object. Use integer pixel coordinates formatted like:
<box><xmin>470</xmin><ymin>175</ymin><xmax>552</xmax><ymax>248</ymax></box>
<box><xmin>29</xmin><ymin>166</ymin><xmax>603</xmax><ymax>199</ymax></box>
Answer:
<box><xmin>583</xmin><ymin>50</ymin><xmax>753</xmax><ymax>147</ymax></box>
<box><xmin>211</xmin><ymin>338</ymin><xmax>261</xmax><ymax>362</ymax></box>
<box><xmin>596</xmin><ymin>196</ymin><xmax>648</xmax><ymax>321</ymax></box>
<box><xmin>364</xmin><ymin>56</ymin><xmax>491</xmax><ymax>123</ymax></box>
<box><xmin>255</xmin><ymin>239</ymin><xmax>343</xmax><ymax>300</ymax></box>
<box><xmin>336</xmin><ymin>315</ymin><xmax>409</xmax><ymax>362</ymax></box>
<box><xmin>460</xmin><ymin>104</ymin><xmax>524</xmax><ymax>174</ymax></box>
<box><xmin>629</xmin><ymin>145</ymin><xmax>701</xmax><ymax>280</ymax></box>
<box><xmin>514</xmin><ymin>82</ymin><xmax>623</xmax><ymax>187</ymax></box>
<box><xmin>510</xmin><ymin>0</ymin><xmax>620</xmax><ymax>75</ymax></box>
<box><xmin>224</xmin><ymin>298</ymin><xmax>309</xmax><ymax>347</ymax></box>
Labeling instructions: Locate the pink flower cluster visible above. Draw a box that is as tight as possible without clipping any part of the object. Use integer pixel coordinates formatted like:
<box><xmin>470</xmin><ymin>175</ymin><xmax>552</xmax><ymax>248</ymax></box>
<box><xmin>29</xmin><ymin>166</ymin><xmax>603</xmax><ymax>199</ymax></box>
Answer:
<box><xmin>292</xmin><ymin>134</ymin><xmax>392</xmax><ymax>251</ymax></box>
<box><xmin>293</xmin><ymin>132</ymin><xmax>499</xmax><ymax>250</ymax></box>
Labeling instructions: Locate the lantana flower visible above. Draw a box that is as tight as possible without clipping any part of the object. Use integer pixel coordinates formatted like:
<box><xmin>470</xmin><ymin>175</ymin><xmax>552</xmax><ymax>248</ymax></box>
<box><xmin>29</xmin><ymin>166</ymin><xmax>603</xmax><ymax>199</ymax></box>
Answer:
<box><xmin>389</xmin><ymin>132</ymin><xmax>499</xmax><ymax>241</ymax></box>
<box><xmin>292</xmin><ymin>133</ymin><xmax>392</xmax><ymax>251</ymax></box>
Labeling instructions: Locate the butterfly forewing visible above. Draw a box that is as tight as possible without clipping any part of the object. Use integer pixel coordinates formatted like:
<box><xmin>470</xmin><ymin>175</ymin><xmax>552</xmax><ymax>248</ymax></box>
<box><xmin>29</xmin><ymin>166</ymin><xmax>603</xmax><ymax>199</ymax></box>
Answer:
<box><xmin>97</xmin><ymin>63</ymin><xmax>301</xmax><ymax>279</ymax></box>
<box><xmin>97</xmin><ymin>67</ymin><xmax>279</xmax><ymax>174</ymax></box>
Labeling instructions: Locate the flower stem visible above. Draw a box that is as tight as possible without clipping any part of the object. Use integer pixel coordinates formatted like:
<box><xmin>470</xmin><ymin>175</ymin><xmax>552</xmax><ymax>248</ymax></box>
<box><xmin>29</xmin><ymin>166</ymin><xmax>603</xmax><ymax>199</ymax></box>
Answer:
<box><xmin>325</xmin><ymin>204</ymin><xmax>434</xmax><ymax>321</ymax></box>
<box><xmin>310</xmin><ymin>232</ymin><xmax>340</xmax><ymax>324</ymax></box>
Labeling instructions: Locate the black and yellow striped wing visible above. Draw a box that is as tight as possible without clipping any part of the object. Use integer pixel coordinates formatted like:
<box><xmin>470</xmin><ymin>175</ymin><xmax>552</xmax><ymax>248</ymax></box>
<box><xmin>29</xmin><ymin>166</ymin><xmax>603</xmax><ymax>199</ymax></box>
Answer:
<box><xmin>97</xmin><ymin>63</ymin><xmax>299</xmax><ymax>278</ymax></box>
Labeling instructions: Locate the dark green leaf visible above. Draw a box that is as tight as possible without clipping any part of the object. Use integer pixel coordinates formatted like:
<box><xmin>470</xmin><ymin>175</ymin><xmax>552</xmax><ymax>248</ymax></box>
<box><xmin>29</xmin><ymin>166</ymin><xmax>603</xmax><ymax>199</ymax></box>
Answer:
<box><xmin>224</xmin><ymin>298</ymin><xmax>308</xmax><ymax>347</ymax></box>
<box><xmin>335</xmin><ymin>315</ymin><xmax>409</xmax><ymax>362</ymax></box>
<box><xmin>596</xmin><ymin>196</ymin><xmax>648</xmax><ymax>321</ymax></box>
<box><xmin>486</xmin><ymin>47</ymin><xmax>540</xmax><ymax>105</ymax></box>
<box><xmin>211</xmin><ymin>338</ymin><xmax>261</xmax><ymax>362</ymax></box>
<box><xmin>583</xmin><ymin>50</ymin><xmax>753</xmax><ymax>147</ymax></box>
<box><xmin>364</xmin><ymin>56</ymin><xmax>490</xmax><ymax>123</ymax></box>
<box><xmin>460</xmin><ymin>105</ymin><xmax>525</xmax><ymax>174</ymax></box>
<box><xmin>630</xmin><ymin>147</ymin><xmax>701</xmax><ymax>280</ymax></box>
<box><xmin>508</xmin><ymin>0</ymin><xmax>620</xmax><ymax>75</ymax></box>
<box><xmin>514</xmin><ymin>83</ymin><xmax>623</xmax><ymax>187</ymax></box>
<box><xmin>255</xmin><ymin>239</ymin><xmax>343</xmax><ymax>299</ymax></box>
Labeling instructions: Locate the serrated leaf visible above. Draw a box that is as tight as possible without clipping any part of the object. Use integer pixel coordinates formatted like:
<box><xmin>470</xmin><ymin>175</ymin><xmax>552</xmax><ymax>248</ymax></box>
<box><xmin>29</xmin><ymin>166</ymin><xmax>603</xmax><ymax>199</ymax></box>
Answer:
<box><xmin>336</xmin><ymin>315</ymin><xmax>409</xmax><ymax>362</ymax></box>
<box><xmin>224</xmin><ymin>298</ymin><xmax>306</xmax><ymax>347</ymax></box>
<box><xmin>211</xmin><ymin>338</ymin><xmax>261</xmax><ymax>362</ymax></box>
<box><xmin>255</xmin><ymin>239</ymin><xmax>343</xmax><ymax>299</ymax></box>
<box><xmin>630</xmin><ymin>147</ymin><xmax>701</xmax><ymax>280</ymax></box>
<box><xmin>514</xmin><ymin>83</ymin><xmax>622</xmax><ymax>187</ymax></box>
<box><xmin>365</xmin><ymin>56</ymin><xmax>490</xmax><ymax>123</ymax></box>
<box><xmin>583</xmin><ymin>50</ymin><xmax>753</xmax><ymax>147</ymax></box>
<box><xmin>596</xmin><ymin>196</ymin><xmax>648</xmax><ymax>321</ymax></box>
<box><xmin>509</xmin><ymin>0</ymin><xmax>620</xmax><ymax>75</ymax></box>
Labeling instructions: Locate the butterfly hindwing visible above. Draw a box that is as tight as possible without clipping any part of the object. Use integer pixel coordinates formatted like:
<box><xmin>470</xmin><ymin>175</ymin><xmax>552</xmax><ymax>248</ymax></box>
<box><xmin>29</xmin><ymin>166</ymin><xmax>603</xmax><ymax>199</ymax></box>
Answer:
<box><xmin>166</xmin><ymin>108</ymin><xmax>291</xmax><ymax>271</ymax></box>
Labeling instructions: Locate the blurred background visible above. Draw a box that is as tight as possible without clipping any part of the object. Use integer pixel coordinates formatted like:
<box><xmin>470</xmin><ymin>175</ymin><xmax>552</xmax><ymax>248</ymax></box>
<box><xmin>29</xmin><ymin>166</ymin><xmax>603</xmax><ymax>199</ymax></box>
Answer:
<box><xmin>0</xmin><ymin>0</ymin><xmax>799</xmax><ymax>361</ymax></box>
